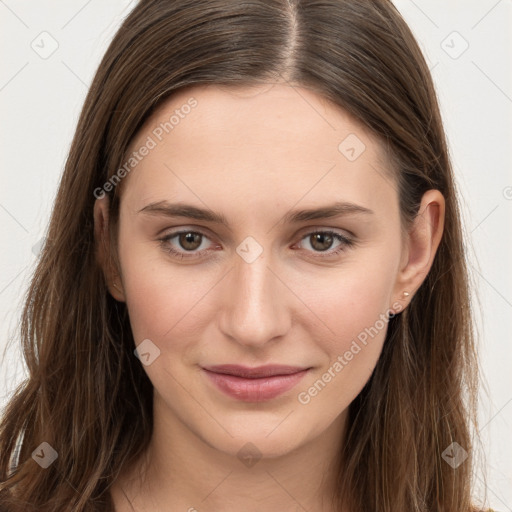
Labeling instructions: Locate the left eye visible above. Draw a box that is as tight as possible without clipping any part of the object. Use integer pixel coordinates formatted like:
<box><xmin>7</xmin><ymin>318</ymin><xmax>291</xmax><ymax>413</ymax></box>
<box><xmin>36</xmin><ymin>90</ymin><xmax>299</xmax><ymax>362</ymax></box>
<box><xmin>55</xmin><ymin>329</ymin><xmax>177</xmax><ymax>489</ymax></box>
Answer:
<box><xmin>296</xmin><ymin>230</ymin><xmax>354</xmax><ymax>256</ymax></box>
<box><xmin>158</xmin><ymin>229</ymin><xmax>354</xmax><ymax>260</ymax></box>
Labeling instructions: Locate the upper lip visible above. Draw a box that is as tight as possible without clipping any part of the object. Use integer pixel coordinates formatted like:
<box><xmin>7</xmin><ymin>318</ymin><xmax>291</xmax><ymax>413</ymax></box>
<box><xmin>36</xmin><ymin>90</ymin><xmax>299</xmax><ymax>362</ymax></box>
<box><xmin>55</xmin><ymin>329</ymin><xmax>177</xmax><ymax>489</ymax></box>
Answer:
<box><xmin>202</xmin><ymin>364</ymin><xmax>310</xmax><ymax>379</ymax></box>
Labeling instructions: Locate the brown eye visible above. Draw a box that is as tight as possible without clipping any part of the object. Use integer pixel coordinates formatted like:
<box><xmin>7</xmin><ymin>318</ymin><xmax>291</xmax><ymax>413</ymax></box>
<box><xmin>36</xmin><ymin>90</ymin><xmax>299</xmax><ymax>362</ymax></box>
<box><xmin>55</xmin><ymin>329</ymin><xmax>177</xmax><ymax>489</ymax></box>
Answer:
<box><xmin>178</xmin><ymin>232</ymin><xmax>202</xmax><ymax>251</ymax></box>
<box><xmin>309</xmin><ymin>232</ymin><xmax>334</xmax><ymax>252</ymax></box>
<box><xmin>159</xmin><ymin>230</ymin><xmax>214</xmax><ymax>260</ymax></box>
<box><xmin>297</xmin><ymin>230</ymin><xmax>354</xmax><ymax>258</ymax></box>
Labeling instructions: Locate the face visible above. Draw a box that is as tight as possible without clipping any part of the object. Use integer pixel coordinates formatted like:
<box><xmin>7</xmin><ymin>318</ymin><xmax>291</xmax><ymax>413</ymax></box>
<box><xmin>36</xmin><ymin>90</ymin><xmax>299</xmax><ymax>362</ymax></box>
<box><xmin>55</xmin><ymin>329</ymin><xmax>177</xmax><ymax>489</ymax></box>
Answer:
<box><xmin>99</xmin><ymin>82</ymin><xmax>410</xmax><ymax>459</ymax></box>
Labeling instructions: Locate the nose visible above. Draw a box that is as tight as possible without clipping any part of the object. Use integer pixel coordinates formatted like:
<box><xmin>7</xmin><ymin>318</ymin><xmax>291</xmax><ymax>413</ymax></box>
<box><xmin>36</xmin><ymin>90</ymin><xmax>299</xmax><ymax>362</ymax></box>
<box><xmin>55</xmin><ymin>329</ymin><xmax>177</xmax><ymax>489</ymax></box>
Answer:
<box><xmin>218</xmin><ymin>247</ymin><xmax>291</xmax><ymax>349</ymax></box>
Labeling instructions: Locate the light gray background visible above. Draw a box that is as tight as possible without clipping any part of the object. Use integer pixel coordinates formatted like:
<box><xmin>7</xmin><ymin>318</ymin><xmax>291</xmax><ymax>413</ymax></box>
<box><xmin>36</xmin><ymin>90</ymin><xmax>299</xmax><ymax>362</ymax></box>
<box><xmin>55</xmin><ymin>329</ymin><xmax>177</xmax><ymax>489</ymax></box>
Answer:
<box><xmin>1</xmin><ymin>1</ymin><xmax>511</xmax><ymax>509</ymax></box>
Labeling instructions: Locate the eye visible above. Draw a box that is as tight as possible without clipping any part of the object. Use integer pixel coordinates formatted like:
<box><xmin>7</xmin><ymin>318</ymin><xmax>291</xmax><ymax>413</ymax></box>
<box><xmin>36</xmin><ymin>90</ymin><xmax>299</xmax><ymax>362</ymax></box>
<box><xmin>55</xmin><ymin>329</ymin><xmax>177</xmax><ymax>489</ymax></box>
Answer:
<box><xmin>296</xmin><ymin>230</ymin><xmax>354</xmax><ymax>258</ymax></box>
<box><xmin>159</xmin><ymin>230</ymin><xmax>215</xmax><ymax>260</ymax></box>
<box><xmin>158</xmin><ymin>228</ymin><xmax>355</xmax><ymax>261</ymax></box>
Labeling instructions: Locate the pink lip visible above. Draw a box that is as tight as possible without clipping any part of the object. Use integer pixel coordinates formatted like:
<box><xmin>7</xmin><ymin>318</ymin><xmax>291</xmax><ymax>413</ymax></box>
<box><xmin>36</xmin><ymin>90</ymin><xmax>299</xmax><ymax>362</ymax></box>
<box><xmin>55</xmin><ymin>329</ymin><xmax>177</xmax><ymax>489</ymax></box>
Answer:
<box><xmin>201</xmin><ymin>364</ymin><xmax>310</xmax><ymax>402</ymax></box>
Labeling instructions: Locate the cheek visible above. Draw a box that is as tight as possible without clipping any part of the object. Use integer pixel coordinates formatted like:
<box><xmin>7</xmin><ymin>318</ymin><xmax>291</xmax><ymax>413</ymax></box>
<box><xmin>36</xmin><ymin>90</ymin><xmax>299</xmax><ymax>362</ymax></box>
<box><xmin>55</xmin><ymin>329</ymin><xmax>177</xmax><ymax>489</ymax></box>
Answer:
<box><xmin>303</xmin><ymin>252</ymin><xmax>398</xmax><ymax>347</ymax></box>
<box><xmin>123</xmin><ymin>268</ymin><xmax>210</xmax><ymax>351</ymax></box>
<box><xmin>294</xmin><ymin>252</ymin><xmax>399</xmax><ymax>406</ymax></box>
<box><xmin>117</xmin><ymin>229</ymin><xmax>207</xmax><ymax>348</ymax></box>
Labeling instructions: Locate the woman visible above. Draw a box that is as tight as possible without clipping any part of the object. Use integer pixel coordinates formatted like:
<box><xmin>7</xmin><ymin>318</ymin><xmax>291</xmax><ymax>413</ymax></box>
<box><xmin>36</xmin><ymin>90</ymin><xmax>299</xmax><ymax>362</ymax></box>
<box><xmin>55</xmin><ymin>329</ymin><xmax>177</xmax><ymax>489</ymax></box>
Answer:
<box><xmin>0</xmin><ymin>0</ymin><xmax>492</xmax><ymax>510</ymax></box>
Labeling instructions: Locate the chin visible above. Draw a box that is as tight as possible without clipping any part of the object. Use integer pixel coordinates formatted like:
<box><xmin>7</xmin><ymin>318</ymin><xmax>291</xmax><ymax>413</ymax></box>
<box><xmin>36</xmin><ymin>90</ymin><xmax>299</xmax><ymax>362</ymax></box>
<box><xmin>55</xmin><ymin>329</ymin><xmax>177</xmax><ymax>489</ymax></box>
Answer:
<box><xmin>223</xmin><ymin>416</ymin><xmax>312</xmax><ymax>458</ymax></box>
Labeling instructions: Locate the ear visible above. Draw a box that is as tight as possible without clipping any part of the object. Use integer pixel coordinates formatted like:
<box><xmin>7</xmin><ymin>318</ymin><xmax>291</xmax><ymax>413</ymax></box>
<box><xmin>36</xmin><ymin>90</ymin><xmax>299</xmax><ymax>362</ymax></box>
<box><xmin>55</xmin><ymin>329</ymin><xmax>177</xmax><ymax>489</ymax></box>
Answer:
<box><xmin>391</xmin><ymin>189</ymin><xmax>445</xmax><ymax>312</ymax></box>
<box><xmin>93</xmin><ymin>195</ymin><xmax>126</xmax><ymax>302</ymax></box>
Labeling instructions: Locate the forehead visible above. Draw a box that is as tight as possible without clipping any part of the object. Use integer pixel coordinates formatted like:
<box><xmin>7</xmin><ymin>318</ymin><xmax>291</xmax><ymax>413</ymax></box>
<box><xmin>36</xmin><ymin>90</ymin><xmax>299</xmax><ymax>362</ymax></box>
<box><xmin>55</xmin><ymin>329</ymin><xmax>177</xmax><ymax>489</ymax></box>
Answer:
<box><xmin>120</xmin><ymin>83</ymin><xmax>397</xmax><ymax>216</ymax></box>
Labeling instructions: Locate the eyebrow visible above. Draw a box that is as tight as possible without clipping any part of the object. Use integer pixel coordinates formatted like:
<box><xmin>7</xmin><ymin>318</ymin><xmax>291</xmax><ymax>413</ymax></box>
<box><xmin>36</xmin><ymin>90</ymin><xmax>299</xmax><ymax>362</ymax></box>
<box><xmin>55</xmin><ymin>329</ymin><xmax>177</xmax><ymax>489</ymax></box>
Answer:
<box><xmin>137</xmin><ymin>200</ymin><xmax>374</xmax><ymax>228</ymax></box>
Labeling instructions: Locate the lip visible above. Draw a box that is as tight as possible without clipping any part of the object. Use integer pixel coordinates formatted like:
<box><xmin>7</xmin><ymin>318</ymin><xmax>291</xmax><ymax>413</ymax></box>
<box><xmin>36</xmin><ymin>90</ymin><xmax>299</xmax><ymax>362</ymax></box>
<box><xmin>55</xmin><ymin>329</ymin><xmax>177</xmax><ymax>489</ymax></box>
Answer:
<box><xmin>201</xmin><ymin>364</ymin><xmax>310</xmax><ymax>402</ymax></box>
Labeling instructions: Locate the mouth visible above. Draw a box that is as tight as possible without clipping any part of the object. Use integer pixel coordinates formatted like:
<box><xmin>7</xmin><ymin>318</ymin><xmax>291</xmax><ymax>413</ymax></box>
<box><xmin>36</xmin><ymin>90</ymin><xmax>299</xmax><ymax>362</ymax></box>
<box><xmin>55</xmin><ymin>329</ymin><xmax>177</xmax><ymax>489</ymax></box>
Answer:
<box><xmin>201</xmin><ymin>364</ymin><xmax>311</xmax><ymax>402</ymax></box>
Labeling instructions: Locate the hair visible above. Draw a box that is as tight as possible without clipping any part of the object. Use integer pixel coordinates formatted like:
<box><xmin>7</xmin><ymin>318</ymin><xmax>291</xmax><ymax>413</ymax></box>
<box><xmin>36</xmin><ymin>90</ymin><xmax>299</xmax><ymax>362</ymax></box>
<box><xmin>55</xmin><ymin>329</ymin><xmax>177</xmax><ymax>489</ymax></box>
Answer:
<box><xmin>0</xmin><ymin>0</ymin><xmax>485</xmax><ymax>511</ymax></box>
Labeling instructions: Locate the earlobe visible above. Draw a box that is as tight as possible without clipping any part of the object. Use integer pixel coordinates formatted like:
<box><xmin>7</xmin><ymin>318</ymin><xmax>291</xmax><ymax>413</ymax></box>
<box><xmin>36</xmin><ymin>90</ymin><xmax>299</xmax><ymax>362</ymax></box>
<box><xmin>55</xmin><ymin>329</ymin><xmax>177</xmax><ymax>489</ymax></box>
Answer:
<box><xmin>392</xmin><ymin>189</ymin><xmax>445</xmax><ymax>310</ymax></box>
<box><xmin>93</xmin><ymin>195</ymin><xmax>126</xmax><ymax>302</ymax></box>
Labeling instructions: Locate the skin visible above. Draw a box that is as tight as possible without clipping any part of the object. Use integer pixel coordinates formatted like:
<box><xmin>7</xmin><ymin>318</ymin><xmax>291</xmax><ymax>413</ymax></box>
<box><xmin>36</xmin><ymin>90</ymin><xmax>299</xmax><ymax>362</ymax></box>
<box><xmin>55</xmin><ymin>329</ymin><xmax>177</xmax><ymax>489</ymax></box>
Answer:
<box><xmin>94</xmin><ymin>82</ymin><xmax>445</xmax><ymax>512</ymax></box>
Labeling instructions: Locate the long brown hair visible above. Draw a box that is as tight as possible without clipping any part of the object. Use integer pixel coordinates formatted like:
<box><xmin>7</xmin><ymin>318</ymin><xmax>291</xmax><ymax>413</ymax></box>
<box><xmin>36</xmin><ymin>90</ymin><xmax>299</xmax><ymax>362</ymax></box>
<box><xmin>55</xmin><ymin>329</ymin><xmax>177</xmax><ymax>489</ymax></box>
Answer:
<box><xmin>0</xmin><ymin>0</ymin><xmax>484</xmax><ymax>510</ymax></box>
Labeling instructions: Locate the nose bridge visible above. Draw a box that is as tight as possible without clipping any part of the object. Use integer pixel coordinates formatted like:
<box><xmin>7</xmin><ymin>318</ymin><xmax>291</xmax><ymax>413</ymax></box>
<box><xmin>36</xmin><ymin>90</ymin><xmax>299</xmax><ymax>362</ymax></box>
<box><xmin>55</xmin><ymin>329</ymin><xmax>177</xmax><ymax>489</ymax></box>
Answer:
<box><xmin>220</xmin><ymin>241</ymin><xmax>289</xmax><ymax>346</ymax></box>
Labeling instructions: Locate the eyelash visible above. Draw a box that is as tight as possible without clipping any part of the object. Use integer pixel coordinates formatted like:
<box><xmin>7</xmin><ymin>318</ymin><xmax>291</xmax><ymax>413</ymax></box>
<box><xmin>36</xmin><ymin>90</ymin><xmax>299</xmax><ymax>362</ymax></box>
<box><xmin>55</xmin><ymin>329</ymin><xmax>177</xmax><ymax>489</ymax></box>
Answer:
<box><xmin>158</xmin><ymin>229</ymin><xmax>355</xmax><ymax>261</ymax></box>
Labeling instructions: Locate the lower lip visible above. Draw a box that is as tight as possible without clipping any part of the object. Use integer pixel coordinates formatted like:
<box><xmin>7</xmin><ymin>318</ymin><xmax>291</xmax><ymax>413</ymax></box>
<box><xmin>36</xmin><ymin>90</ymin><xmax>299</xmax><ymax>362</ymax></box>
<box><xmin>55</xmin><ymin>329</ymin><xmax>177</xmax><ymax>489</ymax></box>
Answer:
<box><xmin>202</xmin><ymin>369</ymin><xmax>309</xmax><ymax>402</ymax></box>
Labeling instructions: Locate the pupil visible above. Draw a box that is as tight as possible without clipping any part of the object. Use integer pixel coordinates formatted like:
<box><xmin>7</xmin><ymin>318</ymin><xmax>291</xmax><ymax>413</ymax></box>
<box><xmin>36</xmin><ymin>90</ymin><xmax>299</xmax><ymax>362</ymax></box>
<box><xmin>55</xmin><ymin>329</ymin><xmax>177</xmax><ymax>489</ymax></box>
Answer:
<box><xmin>181</xmin><ymin>232</ymin><xmax>200</xmax><ymax>250</ymax></box>
<box><xmin>312</xmin><ymin>233</ymin><xmax>332</xmax><ymax>251</ymax></box>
